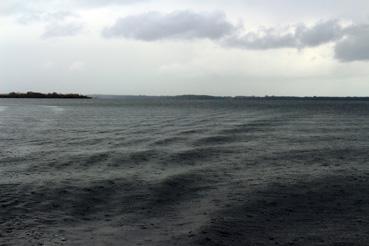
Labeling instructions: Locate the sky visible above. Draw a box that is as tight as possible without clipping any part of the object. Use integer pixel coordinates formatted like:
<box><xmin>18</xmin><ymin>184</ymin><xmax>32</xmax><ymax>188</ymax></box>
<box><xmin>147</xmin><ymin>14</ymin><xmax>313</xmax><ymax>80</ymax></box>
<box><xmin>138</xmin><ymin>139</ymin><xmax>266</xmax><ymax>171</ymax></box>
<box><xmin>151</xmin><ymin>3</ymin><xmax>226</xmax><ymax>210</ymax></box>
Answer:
<box><xmin>1</xmin><ymin>0</ymin><xmax>369</xmax><ymax>96</ymax></box>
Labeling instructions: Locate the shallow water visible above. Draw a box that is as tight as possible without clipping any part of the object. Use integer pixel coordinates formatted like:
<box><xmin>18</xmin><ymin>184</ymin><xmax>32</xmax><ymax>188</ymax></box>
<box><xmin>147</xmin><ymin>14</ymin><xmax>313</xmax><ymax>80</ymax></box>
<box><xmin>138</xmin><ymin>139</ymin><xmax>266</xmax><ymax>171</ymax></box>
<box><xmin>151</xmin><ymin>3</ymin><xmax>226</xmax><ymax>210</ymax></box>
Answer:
<box><xmin>1</xmin><ymin>98</ymin><xmax>369</xmax><ymax>245</ymax></box>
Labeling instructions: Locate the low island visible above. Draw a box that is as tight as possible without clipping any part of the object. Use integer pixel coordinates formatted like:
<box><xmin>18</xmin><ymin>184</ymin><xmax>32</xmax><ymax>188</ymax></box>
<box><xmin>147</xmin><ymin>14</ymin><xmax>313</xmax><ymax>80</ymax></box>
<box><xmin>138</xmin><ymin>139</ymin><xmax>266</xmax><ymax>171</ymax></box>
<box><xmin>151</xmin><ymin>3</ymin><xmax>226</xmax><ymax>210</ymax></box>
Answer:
<box><xmin>0</xmin><ymin>92</ymin><xmax>91</xmax><ymax>99</ymax></box>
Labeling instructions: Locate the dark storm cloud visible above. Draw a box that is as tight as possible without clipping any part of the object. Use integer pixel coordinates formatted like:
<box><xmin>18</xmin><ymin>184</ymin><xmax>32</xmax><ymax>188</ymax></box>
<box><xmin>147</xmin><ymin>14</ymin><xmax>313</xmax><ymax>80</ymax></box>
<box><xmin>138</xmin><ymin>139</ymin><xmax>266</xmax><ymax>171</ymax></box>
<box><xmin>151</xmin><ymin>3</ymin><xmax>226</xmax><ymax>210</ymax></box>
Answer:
<box><xmin>102</xmin><ymin>10</ymin><xmax>238</xmax><ymax>40</ymax></box>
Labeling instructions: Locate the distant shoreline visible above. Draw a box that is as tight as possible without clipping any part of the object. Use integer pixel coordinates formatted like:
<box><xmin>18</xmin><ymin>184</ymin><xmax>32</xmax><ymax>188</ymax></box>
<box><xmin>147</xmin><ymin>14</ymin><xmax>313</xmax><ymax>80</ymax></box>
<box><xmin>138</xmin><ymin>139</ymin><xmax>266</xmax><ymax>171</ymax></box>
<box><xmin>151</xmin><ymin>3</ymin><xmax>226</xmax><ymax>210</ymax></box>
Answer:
<box><xmin>91</xmin><ymin>95</ymin><xmax>369</xmax><ymax>101</ymax></box>
<box><xmin>2</xmin><ymin>93</ymin><xmax>369</xmax><ymax>100</ymax></box>
<box><xmin>0</xmin><ymin>92</ymin><xmax>91</xmax><ymax>99</ymax></box>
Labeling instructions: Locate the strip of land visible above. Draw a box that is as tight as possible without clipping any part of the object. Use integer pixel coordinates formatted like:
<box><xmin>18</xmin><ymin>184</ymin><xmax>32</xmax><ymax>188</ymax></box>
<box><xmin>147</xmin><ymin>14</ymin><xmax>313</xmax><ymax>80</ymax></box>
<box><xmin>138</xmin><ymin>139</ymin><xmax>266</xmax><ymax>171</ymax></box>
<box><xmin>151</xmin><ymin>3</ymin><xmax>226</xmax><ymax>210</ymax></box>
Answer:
<box><xmin>0</xmin><ymin>92</ymin><xmax>91</xmax><ymax>99</ymax></box>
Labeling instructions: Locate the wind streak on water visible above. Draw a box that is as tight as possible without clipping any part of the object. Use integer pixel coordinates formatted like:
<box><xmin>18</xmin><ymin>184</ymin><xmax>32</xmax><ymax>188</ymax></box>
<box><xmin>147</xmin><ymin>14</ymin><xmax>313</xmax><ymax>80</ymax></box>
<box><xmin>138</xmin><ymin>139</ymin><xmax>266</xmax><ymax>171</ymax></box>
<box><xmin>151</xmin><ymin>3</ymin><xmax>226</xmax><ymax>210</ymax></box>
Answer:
<box><xmin>1</xmin><ymin>98</ymin><xmax>369</xmax><ymax>245</ymax></box>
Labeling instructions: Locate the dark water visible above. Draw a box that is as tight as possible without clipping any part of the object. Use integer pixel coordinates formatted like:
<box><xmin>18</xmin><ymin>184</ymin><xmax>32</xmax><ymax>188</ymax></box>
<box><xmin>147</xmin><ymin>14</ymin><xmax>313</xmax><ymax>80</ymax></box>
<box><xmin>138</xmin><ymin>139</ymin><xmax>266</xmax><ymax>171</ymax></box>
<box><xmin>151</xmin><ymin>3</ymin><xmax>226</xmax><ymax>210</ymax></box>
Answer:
<box><xmin>1</xmin><ymin>98</ymin><xmax>369</xmax><ymax>245</ymax></box>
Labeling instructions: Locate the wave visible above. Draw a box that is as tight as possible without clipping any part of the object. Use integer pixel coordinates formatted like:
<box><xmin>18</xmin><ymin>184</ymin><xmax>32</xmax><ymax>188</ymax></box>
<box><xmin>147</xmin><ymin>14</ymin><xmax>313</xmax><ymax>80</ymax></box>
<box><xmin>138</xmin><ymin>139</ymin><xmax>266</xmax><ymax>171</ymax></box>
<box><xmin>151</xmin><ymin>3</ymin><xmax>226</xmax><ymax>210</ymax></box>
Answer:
<box><xmin>42</xmin><ymin>105</ymin><xmax>65</xmax><ymax>113</ymax></box>
<box><xmin>0</xmin><ymin>106</ymin><xmax>7</xmax><ymax>112</ymax></box>
<box><xmin>193</xmin><ymin>135</ymin><xmax>239</xmax><ymax>146</ymax></box>
<box><xmin>2</xmin><ymin>99</ymin><xmax>369</xmax><ymax>245</ymax></box>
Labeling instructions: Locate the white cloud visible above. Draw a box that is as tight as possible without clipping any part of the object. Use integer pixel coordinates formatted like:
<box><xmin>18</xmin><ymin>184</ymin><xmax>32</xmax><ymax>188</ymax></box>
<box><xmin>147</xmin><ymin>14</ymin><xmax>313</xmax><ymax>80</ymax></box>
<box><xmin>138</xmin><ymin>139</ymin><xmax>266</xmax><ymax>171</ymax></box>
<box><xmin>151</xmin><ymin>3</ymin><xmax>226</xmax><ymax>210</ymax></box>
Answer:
<box><xmin>16</xmin><ymin>11</ymin><xmax>77</xmax><ymax>24</ymax></box>
<box><xmin>0</xmin><ymin>0</ymin><xmax>147</xmax><ymax>16</ymax></box>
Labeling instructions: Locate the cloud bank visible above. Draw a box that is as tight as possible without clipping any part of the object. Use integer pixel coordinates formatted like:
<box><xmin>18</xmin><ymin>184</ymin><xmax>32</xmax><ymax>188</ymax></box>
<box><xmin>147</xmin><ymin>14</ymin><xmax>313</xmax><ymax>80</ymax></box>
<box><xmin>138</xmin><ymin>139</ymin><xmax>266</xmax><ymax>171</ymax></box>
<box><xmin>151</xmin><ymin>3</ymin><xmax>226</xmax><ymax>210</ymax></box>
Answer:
<box><xmin>103</xmin><ymin>11</ymin><xmax>369</xmax><ymax>62</ymax></box>
<box><xmin>2</xmin><ymin>1</ymin><xmax>369</xmax><ymax>63</ymax></box>
<box><xmin>222</xmin><ymin>20</ymin><xmax>346</xmax><ymax>50</ymax></box>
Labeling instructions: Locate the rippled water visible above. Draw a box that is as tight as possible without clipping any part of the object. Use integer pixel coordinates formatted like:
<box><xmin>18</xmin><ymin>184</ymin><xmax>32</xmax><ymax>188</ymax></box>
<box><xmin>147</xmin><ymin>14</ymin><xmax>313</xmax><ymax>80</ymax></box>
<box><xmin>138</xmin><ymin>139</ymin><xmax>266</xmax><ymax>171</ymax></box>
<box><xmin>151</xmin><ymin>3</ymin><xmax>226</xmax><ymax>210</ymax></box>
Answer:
<box><xmin>1</xmin><ymin>98</ymin><xmax>369</xmax><ymax>245</ymax></box>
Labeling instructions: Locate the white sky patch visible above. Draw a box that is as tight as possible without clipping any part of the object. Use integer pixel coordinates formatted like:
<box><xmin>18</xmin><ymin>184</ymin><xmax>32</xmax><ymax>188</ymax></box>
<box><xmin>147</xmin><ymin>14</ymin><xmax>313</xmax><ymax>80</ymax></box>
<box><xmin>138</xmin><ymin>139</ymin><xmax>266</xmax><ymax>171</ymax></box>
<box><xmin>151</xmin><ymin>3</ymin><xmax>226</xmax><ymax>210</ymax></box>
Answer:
<box><xmin>69</xmin><ymin>61</ymin><xmax>86</xmax><ymax>71</ymax></box>
<box><xmin>41</xmin><ymin>61</ymin><xmax>55</xmax><ymax>70</ymax></box>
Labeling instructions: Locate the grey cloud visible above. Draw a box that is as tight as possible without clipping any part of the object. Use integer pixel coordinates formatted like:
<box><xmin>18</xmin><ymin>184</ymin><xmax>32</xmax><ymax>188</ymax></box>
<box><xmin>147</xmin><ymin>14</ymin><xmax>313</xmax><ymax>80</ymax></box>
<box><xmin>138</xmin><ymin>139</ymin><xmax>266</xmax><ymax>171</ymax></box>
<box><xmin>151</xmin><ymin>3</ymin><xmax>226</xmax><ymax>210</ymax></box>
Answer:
<box><xmin>41</xmin><ymin>22</ymin><xmax>84</xmax><ymax>39</ymax></box>
<box><xmin>221</xmin><ymin>29</ymin><xmax>297</xmax><ymax>50</ymax></box>
<box><xmin>102</xmin><ymin>12</ymin><xmax>369</xmax><ymax>62</ymax></box>
<box><xmin>334</xmin><ymin>25</ymin><xmax>369</xmax><ymax>62</ymax></box>
<box><xmin>102</xmin><ymin>10</ymin><xmax>238</xmax><ymax>41</ymax></box>
<box><xmin>226</xmin><ymin>20</ymin><xmax>369</xmax><ymax>62</ymax></box>
<box><xmin>296</xmin><ymin>20</ymin><xmax>344</xmax><ymax>47</ymax></box>
<box><xmin>222</xmin><ymin>20</ymin><xmax>347</xmax><ymax>50</ymax></box>
<box><xmin>102</xmin><ymin>14</ymin><xmax>346</xmax><ymax>49</ymax></box>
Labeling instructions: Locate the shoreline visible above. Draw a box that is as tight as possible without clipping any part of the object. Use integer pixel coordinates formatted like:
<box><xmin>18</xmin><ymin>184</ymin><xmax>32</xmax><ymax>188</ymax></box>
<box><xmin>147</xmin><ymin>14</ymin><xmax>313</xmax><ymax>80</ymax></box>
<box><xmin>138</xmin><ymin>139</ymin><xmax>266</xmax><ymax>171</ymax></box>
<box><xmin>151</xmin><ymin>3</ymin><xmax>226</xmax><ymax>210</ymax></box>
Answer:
<box><xmin>0</xmin><ymin>92</ymin><xmax>91</xmax><ymax>99</ymax></box>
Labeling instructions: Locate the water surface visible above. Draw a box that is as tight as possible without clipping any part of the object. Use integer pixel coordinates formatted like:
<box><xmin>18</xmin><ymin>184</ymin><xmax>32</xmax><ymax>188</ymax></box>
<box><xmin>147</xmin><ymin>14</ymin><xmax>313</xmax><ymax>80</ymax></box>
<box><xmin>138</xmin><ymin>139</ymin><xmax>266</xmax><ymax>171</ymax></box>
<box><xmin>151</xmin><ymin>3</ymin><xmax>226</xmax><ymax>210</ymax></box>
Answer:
<box><xmin>1</xmin><ymin>98</ymin><xmax>369</xmax><ymax>245</ymax></box>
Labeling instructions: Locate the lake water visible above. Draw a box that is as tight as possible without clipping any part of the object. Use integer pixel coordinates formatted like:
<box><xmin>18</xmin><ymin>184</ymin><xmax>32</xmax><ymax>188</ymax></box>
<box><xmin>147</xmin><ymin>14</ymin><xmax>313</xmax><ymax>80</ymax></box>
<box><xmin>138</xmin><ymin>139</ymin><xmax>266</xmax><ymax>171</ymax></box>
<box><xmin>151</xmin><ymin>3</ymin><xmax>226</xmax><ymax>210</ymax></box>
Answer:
<box><xmin>1</xmin><ymin>98</ymin><xmax>369</xmax><ymax>245</ymax></box>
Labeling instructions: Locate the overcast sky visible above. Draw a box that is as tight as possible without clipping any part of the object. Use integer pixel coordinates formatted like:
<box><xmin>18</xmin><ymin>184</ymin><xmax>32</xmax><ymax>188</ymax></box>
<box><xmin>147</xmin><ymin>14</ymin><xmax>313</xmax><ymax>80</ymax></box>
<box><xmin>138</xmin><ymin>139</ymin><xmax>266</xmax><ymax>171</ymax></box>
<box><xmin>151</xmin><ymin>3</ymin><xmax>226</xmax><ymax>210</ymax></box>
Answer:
<box><xmin>1</xmin><ymin>0</ymin><xmax>369</xmax><ymax>96</ymax></box>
